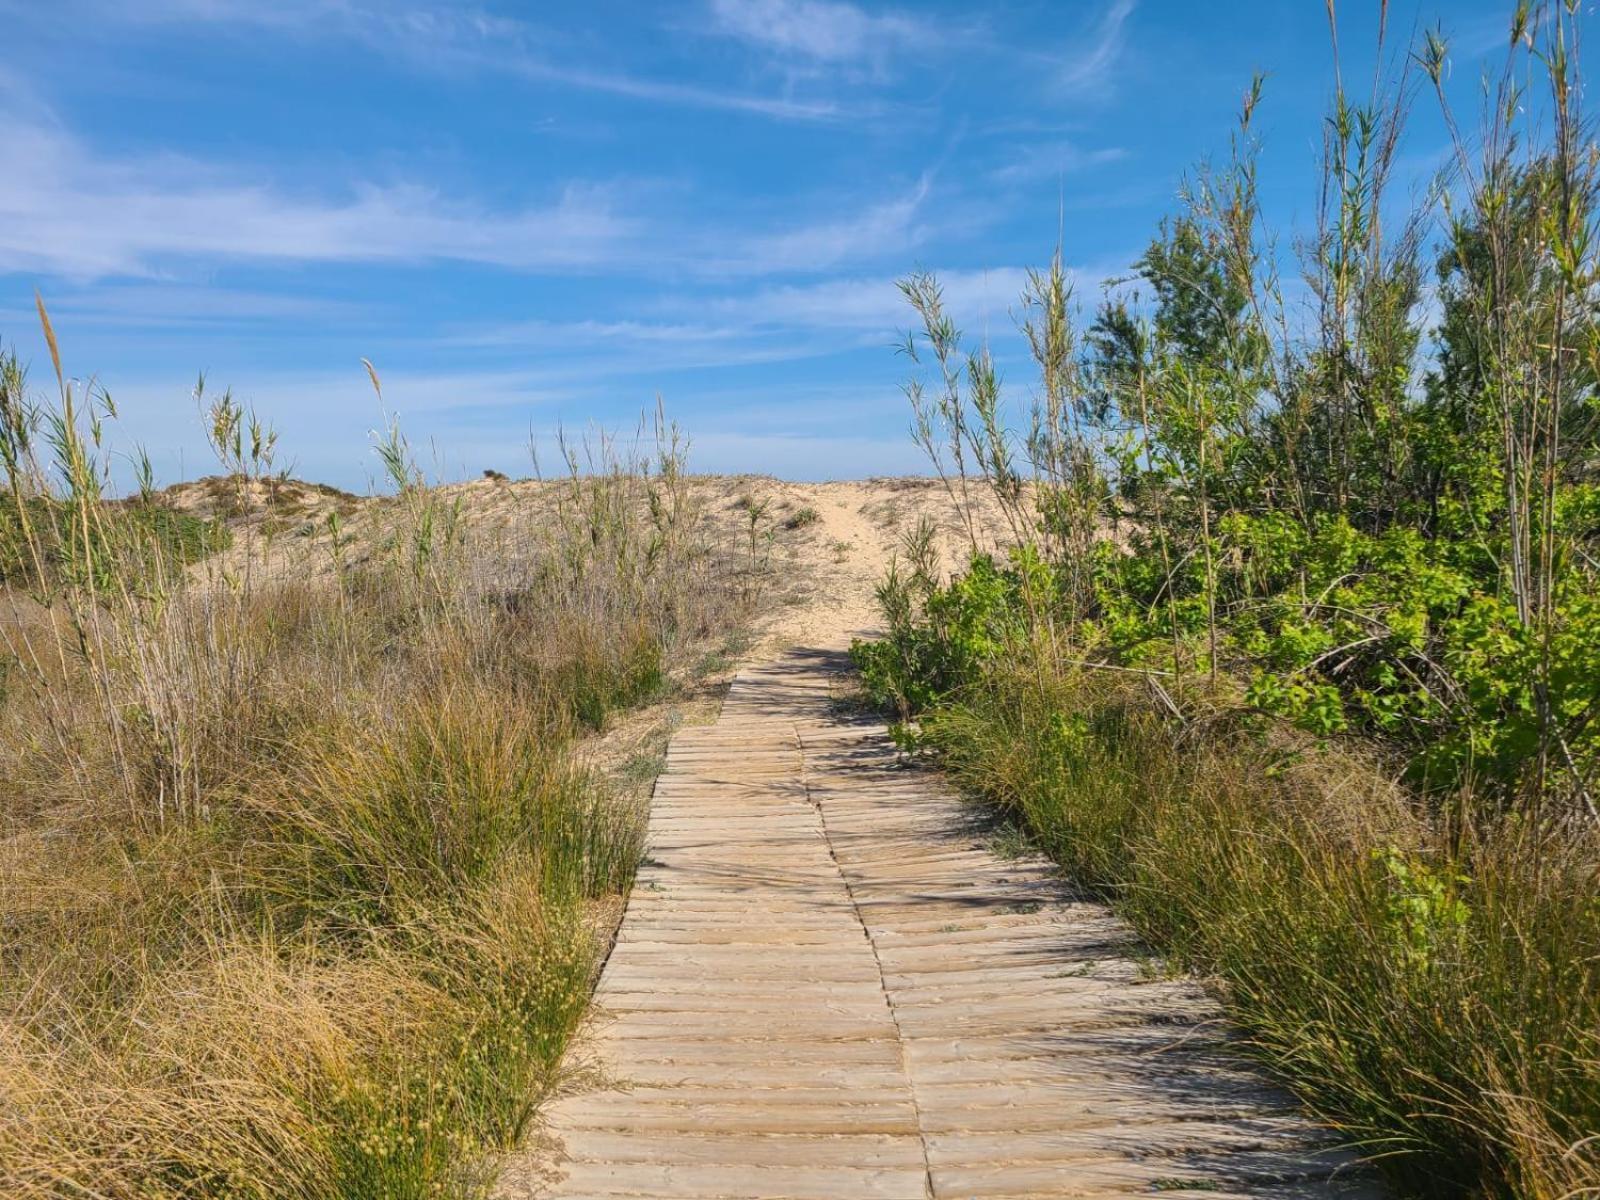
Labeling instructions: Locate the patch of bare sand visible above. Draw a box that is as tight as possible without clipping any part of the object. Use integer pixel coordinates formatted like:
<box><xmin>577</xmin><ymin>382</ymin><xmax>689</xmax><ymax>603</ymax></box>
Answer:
<box><xmin>169</xmin><ymin>472</ymin><xmax>1008</xmax><ymax>657</ymax></box>
<box><xmin>550</xmin><ymin>474</ymin><xmax>1010</xmax><ymax>816</ymax></box>
<box><xmin>700</xmin><ymin>476</ymin><xmax>1009</xmax><ymax>655</ymax></box>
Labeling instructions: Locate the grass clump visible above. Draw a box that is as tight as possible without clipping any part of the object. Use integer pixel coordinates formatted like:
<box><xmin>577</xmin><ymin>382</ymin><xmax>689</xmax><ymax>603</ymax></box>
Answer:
<box><xmin>278</xmin><ymin>695</ymin><xmax>641</xmax><ymax>928</ymax></box>
<box><xmin>0</xmin><ymin>324</ymin><xmax>747</xmax><ymax>1197</ymax></box>
<box><xmin>0</xmin><ymin>496</ymin><xmax>229</xmax><ymax>584</ymax></box>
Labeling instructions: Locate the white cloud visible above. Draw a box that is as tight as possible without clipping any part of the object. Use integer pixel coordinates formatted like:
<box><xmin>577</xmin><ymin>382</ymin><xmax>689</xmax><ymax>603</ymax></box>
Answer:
<box><xmin>688</xmin><ymin>263</ymin><xmax>1133</xmax><ymax>336</ymax></box>
<box><xmin>697</xmin><ymin>268</ymin><xmax>1026</xmax><ymax>333</ymax></box>
<box><xmin>0</xmin><ymin>104</ymin><xmax>951</xmax><ymax>283</ymax></box>
<box><xmin>0</xmin><ymin>118</ymin><xmax>635</xmax><ymax>279</ymax></box>
<box><xmin>704</xmin><ymin>0</ymin><xmax>934</xmax><ymax>64</ymax></box>
<box><xmin>1061</xmin><ymin>0</ymin><xmax>1137</xmax><ymax>94</ymax></box>
<box><xmin>714</xmin><ymin>175</ymin><xmax>933</xmax><ymax>274</ymax></box>
<box><xmin>991</xmin><ymin>141</ymin><xmax>1128</xmax><ymax>185</ymax></box>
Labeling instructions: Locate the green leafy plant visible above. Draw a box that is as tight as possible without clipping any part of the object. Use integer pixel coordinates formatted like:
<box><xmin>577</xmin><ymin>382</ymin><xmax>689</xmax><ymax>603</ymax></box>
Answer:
<box><xmin>851</xmin><ymin>6</ymin><xmax>1600</xmax><ymax>1195</ymax></box>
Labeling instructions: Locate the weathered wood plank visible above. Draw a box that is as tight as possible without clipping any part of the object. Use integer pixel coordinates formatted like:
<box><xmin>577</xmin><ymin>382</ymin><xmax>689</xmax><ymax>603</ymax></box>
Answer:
<box><xmin>518</xmin><ymin>648</ymin><xmax>1378</xmax><ymax>1200</ymax></box>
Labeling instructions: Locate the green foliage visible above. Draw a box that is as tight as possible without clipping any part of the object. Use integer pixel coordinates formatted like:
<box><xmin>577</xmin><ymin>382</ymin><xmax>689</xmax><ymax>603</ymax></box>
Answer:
<box><xmin>867</xmin><ymin>5</ymin><xmax>1600</xmax><ymax>814</ymax></box>
<box><xmin>0</xmin><ymin>497</ymin><xmax>230</xmax><ymax>586</ymax></box>
<box><xmin>853</xmin><ymin>549</ymin><xmax>1038</xmax><ymax>717</ymax></box>
<box><xmin>1369</xmin><ymin>847</ymin><xmax>1472</xmax><ymax>973</ymax></box>
<box><xmin>857</xmin><ymin>8</ymin><xmax>1600</xmax><ymax>1195</ymax></box>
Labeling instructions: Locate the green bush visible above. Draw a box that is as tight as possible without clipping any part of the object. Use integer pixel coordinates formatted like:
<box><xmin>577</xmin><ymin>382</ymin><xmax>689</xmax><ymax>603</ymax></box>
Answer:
<box><xmin>853</xmin><ymin>9</ymin><xmax>1600</xmax><ymax>1194</ymax></box>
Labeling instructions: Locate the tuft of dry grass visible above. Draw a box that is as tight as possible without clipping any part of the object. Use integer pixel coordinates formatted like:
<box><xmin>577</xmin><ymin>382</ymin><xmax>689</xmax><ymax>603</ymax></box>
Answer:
<box><xmin>0</xmin><ymin>324</ymin><xmax>753</xmax><ymax>1197</ymax></box>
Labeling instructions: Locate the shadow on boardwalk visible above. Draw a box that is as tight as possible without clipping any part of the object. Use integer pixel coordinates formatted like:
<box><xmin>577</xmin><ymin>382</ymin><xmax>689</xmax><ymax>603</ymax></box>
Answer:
<box><xmin>510</xmin><ymin>646</ymin><xmax>1383</xmax><ymax>1200</ymax></box>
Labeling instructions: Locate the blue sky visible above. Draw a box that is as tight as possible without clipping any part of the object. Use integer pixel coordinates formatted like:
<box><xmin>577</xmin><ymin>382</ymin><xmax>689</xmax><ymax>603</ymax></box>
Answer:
<box><xmin>0</xmin><ymin>0</ymin><xmax>1526</xmax><ymax>489</ymax></box>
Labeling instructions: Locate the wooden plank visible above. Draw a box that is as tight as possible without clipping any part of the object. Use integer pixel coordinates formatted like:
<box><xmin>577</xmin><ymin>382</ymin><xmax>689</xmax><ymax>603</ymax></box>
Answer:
<box><xmin>520</xmin><ymin>647</ymin><xmax>1380</xmax><ymax>1200</ymax></box>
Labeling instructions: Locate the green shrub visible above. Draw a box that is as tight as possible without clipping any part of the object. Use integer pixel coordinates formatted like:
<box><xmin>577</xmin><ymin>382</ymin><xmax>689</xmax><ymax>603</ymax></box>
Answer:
<box><xmin>854</xmin><ymin>9</ymin><xmax>1600</xmax><ymax>1194</ymax></box>
<box><xmin>0</xmin><ymin>497</ymin><xmax>230</xmax><ymax>586</ymax></box>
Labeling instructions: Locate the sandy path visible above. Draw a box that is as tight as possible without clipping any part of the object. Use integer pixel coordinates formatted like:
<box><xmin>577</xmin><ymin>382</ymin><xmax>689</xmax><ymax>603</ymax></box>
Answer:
<box><xmin>728</xmin><ymin>478</ymin><xmax>990</xmax><ymax>657</ymax></box>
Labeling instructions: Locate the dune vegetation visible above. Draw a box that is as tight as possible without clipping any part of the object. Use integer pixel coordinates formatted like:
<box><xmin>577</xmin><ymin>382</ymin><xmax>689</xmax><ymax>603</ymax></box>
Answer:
<box><xmin>5</xmin><ymin>3</ymin><xmax>1600</xmax><ymax>1199</ymax></box>
<box><xmin>854</xmin><ymin>7</ymin><xmax>1600</xmax><ymax>1199</ymax></box>
<box><xmin>0</xmin><ymin>314</ymin><xmax>754</xmax><ymax>1198</ymax></box>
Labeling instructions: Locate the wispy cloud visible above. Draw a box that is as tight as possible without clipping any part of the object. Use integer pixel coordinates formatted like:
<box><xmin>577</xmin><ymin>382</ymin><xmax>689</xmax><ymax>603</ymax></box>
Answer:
<box><xmin>0</xmin><ymin>118</ymin><xmax>637</xmax><ymax>279</ymax></box>
<box><xmin>42</xmin><ymin>0</ymin><xmax>850</xmax><ymax>120</ymax></box>
<box><xmin>432</xmin><ymin>320</ymin><xmax>849</xmax><ymax>377</ymax></box>
<box><xmin>712</xmin><ymin>175</ymin><xmax>935</xmax><ymax>274</ymax></box>
<box><xmin>1061</xmin><ymin>0</ymin><xmax>1138</xmax><ymax>94</ymax></box>
<box><xmin>693</xmin><ymin>267</ymin><xmax>1034</xmax><ymax>334</ymax></box>
<box><xmin>679</xmin><ymin>262</ymin><xmax>1139</xmax><ymax>341</ymax></box>
<box><xmin>703</xmin><ymin>0</ymin><xmax>935</xmax><ymax>65</ymax></box>
<box><xmin>1441</xmin><ymin>6</ymin><xmax>1547</xmax><ymax>64</ymax></box>
<box><xmin>398</xmin><ymin>270</ymin><xmax>1100</xmax><ymax>376</ymax></box>
<box><xmin>497</xmin><ymin>57</ymin><xmax>841</xmax><ymax>120</ymax></box>
<box><xmin>0</xmin><ymin>284</ymin><xmax>372</xmax><ymax>334</ymax></box>
<box><xmin>0</xmin><ymin>107</ymin><xmax>951</xmax><ymax>282</ymax></box>
<box><xmin>441</xmin><ymin>319</ymin><xmax>748</xmax><ymax>350</ymax></box>
<box><xmin>439</xmin><ymin>267</ymin><xmax>1062</xmax><ymax>366</ymax></box>
<box><xmin>990</xmin><ymin>140</ymin><xmax>1129</xmax><ymax>185</ymax></box>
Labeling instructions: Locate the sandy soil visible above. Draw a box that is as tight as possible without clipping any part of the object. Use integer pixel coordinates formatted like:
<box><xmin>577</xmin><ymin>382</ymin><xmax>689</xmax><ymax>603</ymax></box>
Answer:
<box><xmin>705</xmin><ymin>476</ymin><xmax>1009</xmax><ymax>654</ymax></box>
<box><xmin>155</xmin><ymin>470</ymin><xmax>1012</xmax><ymax>846</ymax></box>
<box><xmin>159</xmin><ymin>472</ymin><xmax>1011</xmax><ymax>655</ymax></box>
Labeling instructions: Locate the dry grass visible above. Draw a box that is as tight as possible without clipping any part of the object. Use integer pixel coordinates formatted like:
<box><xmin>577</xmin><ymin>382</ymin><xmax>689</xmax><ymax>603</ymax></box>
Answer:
<box><xmin>0</xmin><ymin>341</ymin><xmax>755</xmax><ymax>1197</ymax></box>
<box><xmin>920</xmin><ymin>651</ymin><xmax>1600</xmax><ymax>1199</ymax></box>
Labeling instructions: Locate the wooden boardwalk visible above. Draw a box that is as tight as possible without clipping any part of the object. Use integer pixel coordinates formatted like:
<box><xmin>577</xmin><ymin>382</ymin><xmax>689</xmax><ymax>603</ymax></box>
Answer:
<box><xmin>532</xmin><ymin>648</ymin><xmax>1379</xmax><ymax>1199</ymax></box>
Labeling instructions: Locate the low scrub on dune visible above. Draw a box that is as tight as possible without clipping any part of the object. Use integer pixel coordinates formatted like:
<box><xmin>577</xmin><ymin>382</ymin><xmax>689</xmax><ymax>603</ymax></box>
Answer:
<box><xmin>0</xmin><ymin>326</ymin><xmax>748</xmax><ymax>1197</ymax></box>
<box><xmin>855</xmin><ymin>7</ymin><xmax>1600</xmax><ymax>1197</ymax></box>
